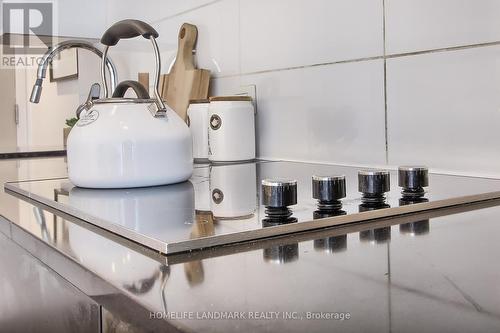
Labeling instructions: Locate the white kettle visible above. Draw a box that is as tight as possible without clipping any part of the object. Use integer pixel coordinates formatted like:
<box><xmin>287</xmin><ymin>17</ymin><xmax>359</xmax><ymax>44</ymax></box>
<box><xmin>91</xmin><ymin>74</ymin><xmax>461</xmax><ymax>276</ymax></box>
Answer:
<box><xmin>67</xmin><ymin>20</ymin><xmax>193</xmax><ymax>188</ymax></box>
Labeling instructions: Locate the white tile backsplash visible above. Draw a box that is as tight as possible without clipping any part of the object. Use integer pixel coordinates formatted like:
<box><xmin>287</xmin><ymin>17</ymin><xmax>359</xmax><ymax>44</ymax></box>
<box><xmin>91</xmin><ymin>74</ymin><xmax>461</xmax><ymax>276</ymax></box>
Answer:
<box><xmin>99</xmin><ymin>0</ymin><xmax>500</xmax><ymax>176</ymax></box>
<box><xmin>154</xmin><ymin>0</ymin><xmax>240</xmax><ymax>77</ymax></box>
<box><xmin>57</xmin><ymin>0</ymin><xmax>106</xmax><ymax>38</ymax></box>
<box><xmin>105</xmin><ymin>0</ymin><xmax>218</xmax><ymax>25</ymax></box>
<box><xmin>387</xmin><ymin>46</ymin><xmax>500</xmax><ymax>177</ymax></box>
<box><xmin>385</xmin><ymin>0</ymin><xmax>500</xmax><ymax>54</ymax></box>
<box><xmin>241</xmin><ymin>60</ymin><xmax>386</xmax><ymax>165</ymax></box>
<box><xmin>209</xmin><ymin>76</ymin><xmax>242</xmax><ymax>96</ymax></box>
<box><xmin>240</xmin><ymin>0</ymin><xmax>384</xmax><ymax>73</ymax></box>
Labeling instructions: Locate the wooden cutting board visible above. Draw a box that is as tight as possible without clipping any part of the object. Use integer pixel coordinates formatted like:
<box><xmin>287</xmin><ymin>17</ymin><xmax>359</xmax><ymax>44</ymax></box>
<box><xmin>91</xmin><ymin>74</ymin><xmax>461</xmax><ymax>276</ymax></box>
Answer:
<box><xmin>137</xmin><ymin>72</ymin><xmax>149</xmax><ymax>94</ymax></box>
<box><xmin>164</xmin><ymin>23</ymin><xmax>210</xmax><ymax>121</ymax></box>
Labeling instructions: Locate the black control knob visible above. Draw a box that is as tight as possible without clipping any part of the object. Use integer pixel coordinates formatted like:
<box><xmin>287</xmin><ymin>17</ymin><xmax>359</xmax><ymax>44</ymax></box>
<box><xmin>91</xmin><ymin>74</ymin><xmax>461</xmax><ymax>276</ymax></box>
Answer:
<box><xmin>262</xmin><ymin>179</ymin><xmax>297</xmax><ymax>207</ymax></box>
<box><xmin>261</xmin><ymin>179</ymin><xmax>297</xmax><ymax>224</ymax></box>
<box><xmin>398</xmin><ymin>166</ymin><xmax>428</xmax><ymax>199</ymax></box>
<box><xmin>358</xmin><ymin>170</ymin><xmax>390</xmax><ymax>204</ymax></box>
<box><xmin>312</xmin><ymin>175</ymin><xmax>346</xmax><ymax>211</ymax></box>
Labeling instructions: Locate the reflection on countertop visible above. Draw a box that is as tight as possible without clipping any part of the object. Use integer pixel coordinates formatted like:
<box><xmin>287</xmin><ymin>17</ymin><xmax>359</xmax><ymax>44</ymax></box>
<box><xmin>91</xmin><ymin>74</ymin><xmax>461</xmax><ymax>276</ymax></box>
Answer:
<box><xmin>5</xmin><ymin>193</ymin><xmax>500</xmax><ymax>332</ymax></box>
<box><xmin>0</xmin><ymin>156</ymin><xmax>68</xmax><ymax>226</ymax></box>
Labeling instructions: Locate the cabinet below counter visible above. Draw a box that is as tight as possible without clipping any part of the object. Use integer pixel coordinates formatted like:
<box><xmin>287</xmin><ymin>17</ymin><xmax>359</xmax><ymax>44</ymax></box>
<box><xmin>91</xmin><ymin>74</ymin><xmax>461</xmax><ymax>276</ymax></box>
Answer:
<box><xmin>0</xmin><ymin>226</ymin><xmax>100</xmax><ymax>332</ymax></box>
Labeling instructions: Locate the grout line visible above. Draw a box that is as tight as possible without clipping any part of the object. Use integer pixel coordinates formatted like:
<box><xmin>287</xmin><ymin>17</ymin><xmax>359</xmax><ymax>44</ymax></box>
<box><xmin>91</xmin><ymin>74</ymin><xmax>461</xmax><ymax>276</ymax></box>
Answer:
<box><xmin>382</xmin><ymin>0</ymin><xmax>389</xmax><ymax>165</ymax></box>
<box><xmin>383</xmin><ymin>61</ymin><xmax>389</xmax><ymax>162</ymax></box>
<box><xmin>212</xmin><ymin>39</ymin><xmax>500</xmax><ymax>80</ymax></box>
<box><xmin>386</xmin><ymin>40</ymin><xmax>500</xmax><ymax>59</ymax></box>
<box><xmin>149</xmin><ymin>0</ymin><xmax>224</xmax><ymax>24</ymax></box>
<box><xmin>213</xmin><ymin>55</ymin><xmax>385</xmax><ymax>79</ymax></box>
<box><xmin>149</xmin><ymin>0</ymin><xmax>500</xmax><ymax>80</ymax></box>
<box><xmin>237</xmin><ymin>0</ymin><xmax>242</xmax><ymax>84</ymax></box>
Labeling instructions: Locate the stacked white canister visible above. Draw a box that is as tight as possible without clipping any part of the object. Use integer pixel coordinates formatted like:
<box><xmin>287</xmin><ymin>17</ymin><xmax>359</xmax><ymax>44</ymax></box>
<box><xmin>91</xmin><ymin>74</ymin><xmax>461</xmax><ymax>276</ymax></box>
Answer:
<box><xmin>186</xmin><ymin>99</ymin><xmax>210</xmax><ymax>162</ymax></box>
<box><xmin>187</xmin><ymin>96</ymin><xmax>256</xmax><ymax>219</ymax></box>
<box><xmin>208</xmin><ymin>96</ymin><xmax>255</xmax><ymax>162</ymax></box>
<box><xmin>187</xmin><ymin>96</ymin><xmax>255</xmax><ymax>163</ymax></box>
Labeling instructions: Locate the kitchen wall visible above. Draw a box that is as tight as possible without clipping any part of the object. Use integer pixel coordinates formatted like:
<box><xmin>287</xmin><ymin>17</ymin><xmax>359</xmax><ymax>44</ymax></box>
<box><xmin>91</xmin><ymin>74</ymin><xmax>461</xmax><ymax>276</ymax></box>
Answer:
<box><xmin>101</xmin><ymin>0</ymin><xmax>500</xmax><ymax>178</ymax></box>
<box><xmin>14</xmin><ymin>0</ymin><xmax>500</xmax><ymax>177</ymax></box>
<box><xmin>9</xmin><ymin>0</ymin><xmax>106</xmax><ymax>147</ymax></box>
<box><xmin>17</xmin><ymin>49</ymin><xmax>103</xmax><ymax>147</ymax></box>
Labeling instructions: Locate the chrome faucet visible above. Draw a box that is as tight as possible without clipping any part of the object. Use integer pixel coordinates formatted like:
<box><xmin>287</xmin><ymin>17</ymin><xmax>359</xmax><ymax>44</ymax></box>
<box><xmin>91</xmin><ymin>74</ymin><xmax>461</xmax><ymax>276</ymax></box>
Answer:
<box><xmin>30</xmin><ymin>40</ymin><xmax>118</xmax><ymax>103</ymax></box>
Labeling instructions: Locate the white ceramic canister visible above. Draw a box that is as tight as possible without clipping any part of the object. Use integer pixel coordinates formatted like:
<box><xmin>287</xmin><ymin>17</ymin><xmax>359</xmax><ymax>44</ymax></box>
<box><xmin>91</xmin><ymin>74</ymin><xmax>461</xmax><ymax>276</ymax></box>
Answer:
<box><xmin>208</xmin><ymin>96</ymin><xmax>255</xmax><ymax>162</ymax></box>
<box><xmin>209</xmin><ymin>163</ymin><xmax>257</xmax><ymax>219</ymax></box>
<box><xmin>187</xmin><ymin>99</ymin><xmax>210</xmax><ymax>161</ymax></box>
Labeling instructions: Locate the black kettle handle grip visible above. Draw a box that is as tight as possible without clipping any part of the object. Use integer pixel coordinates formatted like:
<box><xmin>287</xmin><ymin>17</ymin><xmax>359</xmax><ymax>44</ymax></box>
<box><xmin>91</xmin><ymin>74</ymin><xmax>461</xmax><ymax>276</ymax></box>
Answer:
<box><xmin>101</xmin><ymin>19</ymin><xmax>159</xmax><ymax>46</ymax></box>
<box><xmin>112</xmin><ymin>80</ymin><xmax>150</xmax><ymax>99</ymax></box>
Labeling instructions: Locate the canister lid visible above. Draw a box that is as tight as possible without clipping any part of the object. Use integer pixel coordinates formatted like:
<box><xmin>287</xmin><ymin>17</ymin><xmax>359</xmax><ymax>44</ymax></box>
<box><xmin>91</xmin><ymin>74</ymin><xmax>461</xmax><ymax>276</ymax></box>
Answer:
<box><xmin>209</xmin><ymin>96</ymin><xmax>253</xmax><ymax>102</ymax></box>
<box><xmin>189</xmin><ymin>98</ymin><xmax>210</xmax><ymax>104</ymax></box>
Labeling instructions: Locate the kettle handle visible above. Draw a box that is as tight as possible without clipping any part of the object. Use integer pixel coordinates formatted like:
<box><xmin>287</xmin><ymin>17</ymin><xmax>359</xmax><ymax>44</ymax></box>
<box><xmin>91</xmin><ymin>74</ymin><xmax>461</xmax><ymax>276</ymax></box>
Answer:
<box><xmin>112</xmin><ymin>80</ymin><xmax>150</xmax><ymax>99</ymax></box>
<box><xmin>99</xmin><ymin>20</ymin><xmax>167</xmax><ymax>116</ymax></box>
<box><xmin>101</xmin><ymin>20</ymin><xmax>158</xmax><ymax>46</ymax></box>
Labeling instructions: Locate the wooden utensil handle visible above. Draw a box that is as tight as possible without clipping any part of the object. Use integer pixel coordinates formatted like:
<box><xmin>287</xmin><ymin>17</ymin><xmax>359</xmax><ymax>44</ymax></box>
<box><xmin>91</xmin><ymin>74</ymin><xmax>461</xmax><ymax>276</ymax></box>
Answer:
<box><xmin>176</xmin><ymin>23</ymin><xmax>197</xmax><ymax>70</ymax></box>
<box><xmin>138</xmin><ymin>72</ymin><xmax>149</xmax><ymax>94</ymax></box>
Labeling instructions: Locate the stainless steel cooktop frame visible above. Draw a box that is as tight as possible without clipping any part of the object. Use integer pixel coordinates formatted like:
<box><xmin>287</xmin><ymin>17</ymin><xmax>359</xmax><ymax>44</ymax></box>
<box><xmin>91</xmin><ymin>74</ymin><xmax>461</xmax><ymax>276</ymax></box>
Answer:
<box><xmin>5</xmin><ymin>179</ymin><xmax>500</xmax><ymax>255</ymax></box>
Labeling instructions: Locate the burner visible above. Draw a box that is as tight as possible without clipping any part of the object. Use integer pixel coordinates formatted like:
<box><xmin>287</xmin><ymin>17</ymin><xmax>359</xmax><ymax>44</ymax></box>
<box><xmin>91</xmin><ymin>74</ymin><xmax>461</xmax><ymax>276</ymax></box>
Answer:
<box><xmin>358</xmin><ymin>170</ymin><xmax>390</xmax><ymax>205</ymax></box>
<box><xmin>358</xmin><ymin>202</ymin><xmax>391</xmax><ymax>211</ymax></box>
<box><xmin>398</xmin><ymin>166</ymin><xmax>429</xmax><ymax>199</ymax></box>
<box><xmin>313</xmin><ymin>209</ymin><xmax>347</xmax><ymax>219</ymax></box>
<box><xmin>261</xmin><ymin>179</ymin><xmax>298</xmax><ymax>224</ymax></box>
<box><xmin>312</xmin><ymin>175</ymin><xmax>346</xmax><ymax>212</ymax></box>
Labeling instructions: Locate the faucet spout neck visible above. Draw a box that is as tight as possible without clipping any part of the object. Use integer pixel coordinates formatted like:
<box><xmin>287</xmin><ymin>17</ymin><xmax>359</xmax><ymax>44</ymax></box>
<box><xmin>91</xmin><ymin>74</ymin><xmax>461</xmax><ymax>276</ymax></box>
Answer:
<box><xmin>30</xmin><ymin>40</ymin><xmax>117</xmax><ymax>103</ymax></box>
